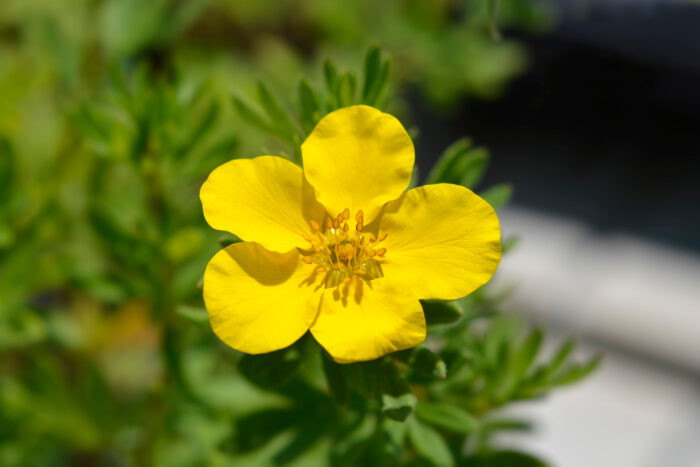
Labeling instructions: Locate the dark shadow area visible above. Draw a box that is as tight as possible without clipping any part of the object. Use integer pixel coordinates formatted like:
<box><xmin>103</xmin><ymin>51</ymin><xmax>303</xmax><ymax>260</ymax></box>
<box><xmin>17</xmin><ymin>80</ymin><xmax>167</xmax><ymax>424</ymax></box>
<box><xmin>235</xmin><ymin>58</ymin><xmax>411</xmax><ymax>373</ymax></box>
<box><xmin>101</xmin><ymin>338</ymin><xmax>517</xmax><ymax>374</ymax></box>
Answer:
<box><xmin>411</xmin><ymin>1</ymin><xmax>700</xmax><ymax>253</ymax></box>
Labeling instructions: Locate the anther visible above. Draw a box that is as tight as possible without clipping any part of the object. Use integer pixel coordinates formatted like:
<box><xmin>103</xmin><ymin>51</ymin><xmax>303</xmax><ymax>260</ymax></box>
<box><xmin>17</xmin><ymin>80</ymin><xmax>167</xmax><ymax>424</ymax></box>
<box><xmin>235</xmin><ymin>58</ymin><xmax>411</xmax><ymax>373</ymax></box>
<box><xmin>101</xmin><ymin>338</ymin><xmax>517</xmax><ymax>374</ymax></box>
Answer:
<box><xmin>303</xmin><ymin>207</ymin><xmax>387</xmax><ymax>288</ymax></box>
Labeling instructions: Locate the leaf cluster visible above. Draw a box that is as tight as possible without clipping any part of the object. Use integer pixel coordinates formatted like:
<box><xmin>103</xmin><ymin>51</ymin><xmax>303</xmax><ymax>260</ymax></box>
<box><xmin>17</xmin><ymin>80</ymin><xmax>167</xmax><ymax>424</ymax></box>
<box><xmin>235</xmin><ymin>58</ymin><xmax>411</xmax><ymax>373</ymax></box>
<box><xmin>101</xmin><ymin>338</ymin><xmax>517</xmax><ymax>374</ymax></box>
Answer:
<box><xmin>231</xmin><ymin>46</ymin><xmax>392</xmax><ymax>163</ymax></box>
<box><xmin>0</xmin><ymin>12</ymin><xmax>598</xmax><ymax>463</ymax></box>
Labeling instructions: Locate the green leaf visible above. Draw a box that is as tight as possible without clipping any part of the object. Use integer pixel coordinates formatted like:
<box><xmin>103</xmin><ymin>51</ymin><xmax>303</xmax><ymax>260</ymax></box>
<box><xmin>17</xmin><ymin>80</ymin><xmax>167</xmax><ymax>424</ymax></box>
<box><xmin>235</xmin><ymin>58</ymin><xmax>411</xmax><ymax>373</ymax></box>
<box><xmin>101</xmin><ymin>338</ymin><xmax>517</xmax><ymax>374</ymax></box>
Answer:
<box><xmin>298</xmin><ymin>78</ymin><xmax>321</xmax><ymax>135</ymax></box>
<box><xmin>0</xmin><ymin>224</ymin><xmax>15</xmax><ymax>249</ymax></box>
<box><xmin>239</xmin><ymin>347</ymin><xmax>302</xmax><ymax>390</ymax></box>
<box><xmin>421</xmin><ymin>299</ymin><xmax>463</xmax><ymax>325</ymax></box>
<box><xmin>483</xmin><ymin>317</ymin><xmax>521</xmax><ymax>369</ymax></box>
<box><xmin>502</xmin><ymin>235</ymin><xmax>519</xmax><ymax>254</ymax></box>
<box><xmin>382</xmin><ymin>418</ymin><xmax>408</xmax><ymax>458</ymax></box>
<box><xmin>323</xmin><ymin>60</ymin><xmax>339</xmax><ymax>110</ymax></box>
<box><xmin>382</xmin><ymin>393</ymin><xmax>417</xmax><ymax>422</ymax></box>
<box><xmin>407</xmin><ymin>417</ymin><xmax>454</xmax><ymax>467</ymax></box>
<box><xmin>410</xmin><ymin>346</ymin><xmax>447</xmax><ymax>379</ymax></box>
<box><xmin>368</xmin><ymin>57</ymin><xmax>391</xmax><ymax>107</ymax></box>
<box><xmin>541</xmin><ymin>338</ymin><xmax>575</xmax><ymax>381</ymax></box>
<box><xmin>488</xmin><ymin>0</ymin><xmax>503</xmax><ymax>41</ymax></box>
<box><xmin>331</xmin><ymin>414</ymin><xmax>376</xmax><ymax>465</ymax></box>
<box><xmin>217</xmin><ymin>233</ymin><xmax>241</xmax><ymax>248</ymax></box>
<box><xmin>257</xmin><ymin>81</ymin><xmax>298</xmax><ymax>141</ymax></box>
<box><xmin>479</xmin><ymin>418</ymin><xmax>533</xmax><ymax>435</ymax></box>
<box><xmin>231</xmin><ymin>95</ymin><xmax>273</xmax><ymax>134</ymax></box>
<box><xmin>337</xmin><ymin>72</ymin><xmax>356</xmax><ymax>107</ymax></box>
<box><xmin>480</xmin><ymin>183</ymin><xmax>513</xmax><ymax>209</ymax></box>
<box><xmin>322</xmin><ymin>354</ymin><xmax>348</xmax><ymax>404</ymax></box>
<box><xmin>426</xmin><ymin>138</ymin><xmax>473</xmax><ymax>184</ymax></box>
<box><xmin>175</xmin><ymin>304</ymin><xmax>209</xmax><ymax>325</ymax></box>
<box><xmin>176</xmin><ymin>100</ymin><xmax>219</xmax><ymax>158</ymax></box>
<box><xmin>458</xmin><ymin>148</ymin><xmax>489</xmax><ymax>189</ymax></box>
<box><xmin>0</xmin><ymin>138</ymin><xmax>14</xmax><ymax>201</ymax></box>
<box><xmin>414</xmin><ymin>401</ymin><xmax>478</xmax><ymax>434</ymax></box>
<box><xmin>513</xmin><ymin>328</ymin><xmax>543</xmax><ymax>379</ymax></box>
<box><xmin>362</xmin><ymin>46</ymin><xmax>381</xmax><ymax>104</ymax></box>
<box><xmin>552</xmin><ymin>355</ymin><xmax>602</xmax><ymax>387</ymax></box>
<box><xmin>497</xmin><ymin>329</ymin><xmax>544</xmax><ymax>400</ymax></box>
<box><xmin>408</xmin><ymin>166</ymin><xmax>419</xmax><ymax>189</ymax></box>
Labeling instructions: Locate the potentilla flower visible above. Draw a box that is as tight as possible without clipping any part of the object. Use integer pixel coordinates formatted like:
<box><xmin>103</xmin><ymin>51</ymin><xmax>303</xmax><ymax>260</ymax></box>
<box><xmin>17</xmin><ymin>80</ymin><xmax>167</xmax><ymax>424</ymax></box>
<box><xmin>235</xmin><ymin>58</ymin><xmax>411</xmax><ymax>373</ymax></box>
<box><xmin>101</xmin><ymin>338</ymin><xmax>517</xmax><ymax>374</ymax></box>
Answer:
<box><xmin>200</xmin><ymin>105</ymin><xmax>501</xmax><ymax>363</ymax></box>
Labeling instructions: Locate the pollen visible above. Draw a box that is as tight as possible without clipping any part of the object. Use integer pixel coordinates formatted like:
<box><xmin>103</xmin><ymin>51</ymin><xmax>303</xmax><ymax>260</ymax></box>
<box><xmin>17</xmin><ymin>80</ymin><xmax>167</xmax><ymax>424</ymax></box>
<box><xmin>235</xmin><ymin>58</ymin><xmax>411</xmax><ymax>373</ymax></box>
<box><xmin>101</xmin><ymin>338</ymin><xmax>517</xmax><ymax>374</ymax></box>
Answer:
<box><xmin>301</xmin><ymin>208</ymin><xmax>388</xmax><ymax>288</ymax></box>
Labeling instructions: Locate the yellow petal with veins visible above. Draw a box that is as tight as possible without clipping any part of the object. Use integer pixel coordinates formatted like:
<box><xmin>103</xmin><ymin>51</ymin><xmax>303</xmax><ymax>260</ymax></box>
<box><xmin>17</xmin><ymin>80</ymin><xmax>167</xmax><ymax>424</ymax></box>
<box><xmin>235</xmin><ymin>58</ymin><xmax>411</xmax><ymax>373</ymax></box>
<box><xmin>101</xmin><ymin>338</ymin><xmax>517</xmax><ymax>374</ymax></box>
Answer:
<box><xmin>204</xmin><ymin>242</ymin><xmax>322</xmax><ymax>354</ymax></box>
<box><xmin>301</xmin><ymin>105</ymin><xmax>414</xmax><ymax>224</ymax></box>
<box><xmin>379</xmin><ymin>183</ymin><xmax>501</xmax><ymax>300</ymax></box>
<box><xmin>200</xmin><ymin>156</ymin><xmax>325</xmax><ymax>253</ymax></box>
<box><xmin>310</xmin><ymin>279</ymin><xmax>426</xmax><ymax>363</ymax></box>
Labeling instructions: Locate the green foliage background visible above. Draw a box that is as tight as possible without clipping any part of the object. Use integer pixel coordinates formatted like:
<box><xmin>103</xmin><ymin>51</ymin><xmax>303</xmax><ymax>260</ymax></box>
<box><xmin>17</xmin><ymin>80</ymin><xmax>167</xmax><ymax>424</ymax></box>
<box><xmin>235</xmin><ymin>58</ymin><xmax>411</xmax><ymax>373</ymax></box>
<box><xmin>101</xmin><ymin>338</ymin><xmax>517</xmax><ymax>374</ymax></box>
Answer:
<box><xmin>0</xmin><ymin>1</ymin><xmax>597</xmax><ymax>466</ymax></box>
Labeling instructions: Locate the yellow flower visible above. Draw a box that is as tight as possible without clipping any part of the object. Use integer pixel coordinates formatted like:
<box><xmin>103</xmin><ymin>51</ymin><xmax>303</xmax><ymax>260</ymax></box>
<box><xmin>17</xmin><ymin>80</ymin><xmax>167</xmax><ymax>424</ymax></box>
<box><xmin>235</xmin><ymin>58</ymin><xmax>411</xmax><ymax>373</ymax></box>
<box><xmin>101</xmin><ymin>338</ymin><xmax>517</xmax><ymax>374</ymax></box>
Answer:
<box><xmin>200</xmin><ymin>105</ymin><xmax>501</xmax><ymax>363</ymax></box>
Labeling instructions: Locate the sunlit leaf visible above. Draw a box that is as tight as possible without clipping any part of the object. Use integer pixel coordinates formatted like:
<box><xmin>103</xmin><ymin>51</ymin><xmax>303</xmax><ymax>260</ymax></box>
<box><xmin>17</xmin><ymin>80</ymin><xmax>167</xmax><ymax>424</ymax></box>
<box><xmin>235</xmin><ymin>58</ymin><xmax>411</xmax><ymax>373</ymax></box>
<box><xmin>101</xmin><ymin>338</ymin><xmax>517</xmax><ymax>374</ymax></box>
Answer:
<box><xmin>176</xmin><ymin>304</ymin><xmax>209</xmax><ymax>325</ymax></box>
<box><xmin>551</xmin><ymin>355</ymin><xmax>602</xmax><ymax>387</ymax></box>
<box><xmin>337</xmin><ymin>72</ymin><xmax>356</xmax><ymax>107</ymax></box>
<box><xmin>257</xmin><ymin>80</ymin><xmax>298</xmax><ymax>142</ymax></box>
<box><xmin>298</xmin><ymin>78</ymin><xmax>321</xmax><ymax>135</ymax></box>
<box><xmin>414</xmin><ymin>401</ymin><xmax>478</xmax><ymax>434</ymax></box>
<box><xmin>232</xmin><ymin>95</ymin><xmax>273</xmax><ymax>134</ymax></box>
<box><xmin>407</xmin><ymin>417</ymin><xmax>454</xmax><ymax>467</ymax></box>
<box><xmin>480</xmin><ymin>183</ymin><xmax>513</xmax><ymax>209</ymax></box>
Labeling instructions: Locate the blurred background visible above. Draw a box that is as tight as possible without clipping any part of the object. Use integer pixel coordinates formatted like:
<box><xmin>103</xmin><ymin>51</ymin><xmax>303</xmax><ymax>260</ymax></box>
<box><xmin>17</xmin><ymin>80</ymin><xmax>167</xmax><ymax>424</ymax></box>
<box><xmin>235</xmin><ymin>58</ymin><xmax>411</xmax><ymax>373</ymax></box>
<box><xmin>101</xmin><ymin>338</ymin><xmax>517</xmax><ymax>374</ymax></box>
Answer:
<box><xmin>1</xmin><ymin>0</ymin><xmax>699</xmax><ymax>466</ymax></box>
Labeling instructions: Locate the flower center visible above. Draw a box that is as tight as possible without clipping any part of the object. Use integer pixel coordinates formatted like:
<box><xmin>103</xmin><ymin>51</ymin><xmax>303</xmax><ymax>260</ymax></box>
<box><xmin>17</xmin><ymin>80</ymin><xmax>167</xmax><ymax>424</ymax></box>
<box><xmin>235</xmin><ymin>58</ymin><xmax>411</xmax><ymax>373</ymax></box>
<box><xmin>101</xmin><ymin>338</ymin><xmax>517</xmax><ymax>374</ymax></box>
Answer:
<box><xmin>301</xmin><ymin>208</ymin><xmax>387</xmax><ymax>288</ymax></box>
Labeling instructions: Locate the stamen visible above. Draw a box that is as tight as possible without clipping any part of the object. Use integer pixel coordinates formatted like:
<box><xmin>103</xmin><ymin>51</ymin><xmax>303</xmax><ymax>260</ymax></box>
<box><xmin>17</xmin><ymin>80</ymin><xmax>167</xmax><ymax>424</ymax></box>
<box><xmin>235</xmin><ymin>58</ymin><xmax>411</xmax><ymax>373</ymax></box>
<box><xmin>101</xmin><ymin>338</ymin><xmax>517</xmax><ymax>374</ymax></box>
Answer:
<box><xmin>301</xmin><ymin>207</ymin><xmax>386</xmax><ymax>288</ymax></box>
<box><xmin>377</xmin><ymin>233</ymin><xmax>388</xmax><ymax>242</ymax></box>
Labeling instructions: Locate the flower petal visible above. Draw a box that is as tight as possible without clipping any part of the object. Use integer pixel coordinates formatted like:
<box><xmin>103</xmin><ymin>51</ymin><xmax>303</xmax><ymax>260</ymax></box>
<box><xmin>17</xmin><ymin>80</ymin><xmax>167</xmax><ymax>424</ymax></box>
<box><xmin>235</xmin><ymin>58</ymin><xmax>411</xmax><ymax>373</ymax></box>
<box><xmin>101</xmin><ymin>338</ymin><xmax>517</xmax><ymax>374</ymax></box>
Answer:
<box><xmin>301</xmin><ymin>105</ymin><xmax>414</xmax><ymax>223</ymax></box>
<box><xmin>200</xmin><ymin>156</ymin><xmax>325</xmax><ymax>253</ymax></box>
<box><xmin>379</xmin><ymin>183</ymin><xmax>501</xmax><ymax>300</ymax></box>
<box><xmin>203</xmin><ymin>242</ymin><xmax>321</xmax><ymax>354</ymax></box>
<box><xmin>310</xmin><ymin>279</ymin><xmax>426</xmax><ymax>363</ymax></box>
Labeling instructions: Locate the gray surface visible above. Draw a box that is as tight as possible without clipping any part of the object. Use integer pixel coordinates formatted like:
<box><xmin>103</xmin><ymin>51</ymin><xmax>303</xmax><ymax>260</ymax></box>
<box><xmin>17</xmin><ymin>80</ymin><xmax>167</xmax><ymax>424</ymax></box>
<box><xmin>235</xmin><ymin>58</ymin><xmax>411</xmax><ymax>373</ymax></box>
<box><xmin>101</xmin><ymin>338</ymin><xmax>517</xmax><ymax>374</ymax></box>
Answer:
<box><xmin>492</xmin><ymin>207</ymin><xmax>700</xmax><ymax>466</ymax></box>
